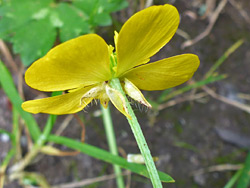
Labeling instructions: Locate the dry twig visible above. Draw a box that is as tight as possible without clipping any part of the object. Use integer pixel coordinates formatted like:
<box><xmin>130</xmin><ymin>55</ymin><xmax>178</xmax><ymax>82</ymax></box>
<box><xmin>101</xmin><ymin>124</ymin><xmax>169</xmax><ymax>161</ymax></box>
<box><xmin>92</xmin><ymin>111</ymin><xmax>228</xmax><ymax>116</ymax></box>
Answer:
<box><xmin>176</xmin><ymin>29</ymin><xmax>191</xmax><ymax>40</ymax></box>
<box><xmin>238</xmin><ymin>93</ymin><xmax>250</xmax><ymax>101</ymax></box>
<box><xmin>202</xmin><ymin>86</ymin><xmax>250</xmax><ymax>114</ymax></box>
<box><xmin>54</xmin><ymin>115</ymin><xmax>74</xmax><ymax>136</ymax></box>
<box><xmin>181</xmin><ymin>0</ymin><xmax>228</xmax><ymax>49</ymax></box>
<box><xmin>0</xmin><ymin>40</ymin><xmax>18</xmax><ymax>73</ymax></box>
<box><xmin>118</xmin><ymin>147</ymin><xmax>132</xmax><ymax>188</ymax></box>
<box><xmin>229</xmin><ymin>0</ymin><xmax>250</xmax><ymax>24</ymax></box>
<box><xmin>158</xmin><ymin>92</ymin><xmax>208</xmax><ymax>111</ymax></box>
<box><xmin>44</xmin><ymin>114</ymin><xmax>86</xmax><ymax>157</ymax></box>
<box><xmin>0</xmin><ymin>40</ymin><xmax>25</xmax><ymax>100</ymax></box>
<box><xmin>201</xmin><ymin>0</ymin><xmax>217</xmax><ymax>19</ymax></box>
<box><xmin>144</xmin><ymin>0</ymin><xmax>153</xmax><ymax>8</ymax></box>
<box><xmin>139</xmin><ymin>0</ymin><xmax>153</xmax><ymax>9</ymax></box>
<box><xmin>73</xmin><ymin>114</ymin><xmax>86</xmax><ymax>143</ymax></box>
<box><xmin>191</xmin><ymin>164</ymin><xmax>242</xmax><ymax>176</ymax></box>
<box><xmin>52</xmin><ymin>171</ymin><xmax>131</xmax><ymax>188</ymax></box>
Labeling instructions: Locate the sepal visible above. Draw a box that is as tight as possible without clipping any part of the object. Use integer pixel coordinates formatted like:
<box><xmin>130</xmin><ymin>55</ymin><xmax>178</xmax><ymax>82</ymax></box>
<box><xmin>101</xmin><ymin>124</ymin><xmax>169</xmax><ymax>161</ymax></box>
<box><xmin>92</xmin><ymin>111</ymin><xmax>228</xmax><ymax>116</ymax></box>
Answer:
<box><xmin>124</xmin><ymin>78</ymin><xmax>151</xmax><ymax>108</ymax></box>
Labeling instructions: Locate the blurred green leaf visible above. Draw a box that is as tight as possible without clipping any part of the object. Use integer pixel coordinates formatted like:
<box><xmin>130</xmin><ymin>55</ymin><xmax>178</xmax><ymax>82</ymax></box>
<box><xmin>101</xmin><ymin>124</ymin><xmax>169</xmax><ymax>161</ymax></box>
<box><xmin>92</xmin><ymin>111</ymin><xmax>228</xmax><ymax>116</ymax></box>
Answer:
<box><xmin>12</xmin><ymin>16</ymin><xmax>56</xmax><ymax>66</ymax></box>
<box><xmin>0</xmin><ymin>0</ymin><xmax>54</xmax><ymax>65</ymax></box>
<box><xmin>236</xmin><ymin>152</ymin><xmax>250</xmax><ymax>188</ymax></box>
<box><xmin>73</xmin><ymin>0</ymin><xmax>111</xmax><ymax>26</ymax></box>
<box><xmin>101</xmin><ymin>0</ymin><xmax>128</xmax><ymax>12</ymax></box>
<box><xmin>0</xmin><ymin>0</ymin><xmax>52</xmax><ymax>39</ymax></box>
<box><xmin>0</xmin><ymin>0</ymin><xmax>128</xmax><ymax>66</ymax></box>
<box><xmin>94</xmin><ymin>12</ymin><xmax>112</xmax><ymax>26</ymax></box>
<box><xmin>73</xmin><ymin>0</ymin><xmax>128</xmax><ymax>27</ymax></box>
<box><xmin>73</xmin><ymin>0</ymin><xmax>97</xmax><ymax>16</ymax></box>
<box><xmin>55</xmin><ymin>3</ymin><xmax>89</xmax><ymax>42</ymax></box>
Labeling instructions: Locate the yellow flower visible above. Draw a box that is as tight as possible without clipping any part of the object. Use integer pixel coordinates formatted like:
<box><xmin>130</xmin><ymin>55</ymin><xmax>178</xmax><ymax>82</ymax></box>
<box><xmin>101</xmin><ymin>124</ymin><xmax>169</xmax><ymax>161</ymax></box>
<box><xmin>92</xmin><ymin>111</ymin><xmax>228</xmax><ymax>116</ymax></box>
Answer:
<box><xmin>22</xmin><ymin>4</ymin><xmax>199</xmax><ymax>118</ymax></box>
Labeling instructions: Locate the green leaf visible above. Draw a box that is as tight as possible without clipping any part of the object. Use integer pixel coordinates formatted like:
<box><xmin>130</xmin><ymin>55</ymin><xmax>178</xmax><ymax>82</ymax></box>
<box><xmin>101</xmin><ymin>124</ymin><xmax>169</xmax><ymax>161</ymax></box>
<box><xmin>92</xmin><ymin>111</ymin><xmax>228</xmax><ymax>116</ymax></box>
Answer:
<box><xmin>236</xmin><ymin>152</ymin><xmax>250</xmax><ymax>188</ymax></box>
<box><xmin>73</xmin><ymin>0</ymin><xmax>128</xmax><ymax>27</ymax></box>
<box><xmin>0</xmin><ymin>0</ymin><xmax>56</xmax><ymax>66</ymax></box>
<box><xmin>224</xmin><ymin>168</ymin><xmax>243</xmax><ymax>188</ymax></box>
<box><xmin>49</xmin><ymin>10</ymin><xmax>63</xmax><ymax>28</ymax></box>
<box><xmin>38</xmin><ymin>91</ymin><xmax>62</xmax><ymax>145</ymax></box>
<box><xmin>99</xmin><ymin>0</ymin><xmax>128</xmax><ymax>12</ymax></box>
<box><xmin>48</xmin><ymin>135</ymin><xmax>174</xmax><ymax>183</ymax></box>
<box><xmin>94</xmin><ymin>12</ymin><xmax>112</xmax><ymax>26</ymax></box>
<box><xmin>56</xmin><ymin>3</ymin><xmax>89</xmax><ymax>42</ymax></box>
<box><xmin>73</xmin><ymin>0</ymin><xmax>97</xmax><ymax>16</ymax></box>
<box><xmin>0</xmin><ymin>0</ymin><xmax>52</xmax><ymax>39</ymax></box>
<box><xmin>12</xmin><ymin>16</ymin><xmax>56</xmax><ymax>66</ymax></box>
<box><xmin>0</xmin><ymin>60</ymin><xmax>41</xmax><ymax>141</ymax></box>
<box><xmin>0</xmin><ymin>0</ymin><xmax>128</xmax><ymax>66</ymax></box>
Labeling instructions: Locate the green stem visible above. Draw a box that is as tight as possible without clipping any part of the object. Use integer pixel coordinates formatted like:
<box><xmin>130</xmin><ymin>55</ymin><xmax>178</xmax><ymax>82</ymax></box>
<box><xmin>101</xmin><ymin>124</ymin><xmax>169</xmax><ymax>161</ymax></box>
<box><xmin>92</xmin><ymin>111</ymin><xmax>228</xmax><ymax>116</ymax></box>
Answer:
<box><xmin>36</xmin><ymin>115</ymin><xmax>56</xmax><ymax>146</ymax></box>
<box><xmin>12</xmin><ymin>108</ymin><xmax>22</xmax><ymax>160</ymax></box>
<box><xmin>10</xmin><ymin>114</ymin><xmax>57</xmax><ymax>173</ymax></box>
<box><xmin>0</xmin><ymin>108</ymin><xmax>19</xmax><ymax>188</ymax></box>
<box><xmin>110</xmin><ymin>78</ymin><xmax>162</xmax><ymax>188</ymax></box>
<box><xmin>0</xmin><ymin>148</ymin><xmax>15</xmax><ymax>188</ymax></box>
<box><xmin>205</xmin><ymin>39</ymin><xmax>244</xmax><ymax>78</ymax></box>
<box><xmin>101</xmin><ymin>105</ymin><xmax>125</xmax><ymax>188</ymax></box>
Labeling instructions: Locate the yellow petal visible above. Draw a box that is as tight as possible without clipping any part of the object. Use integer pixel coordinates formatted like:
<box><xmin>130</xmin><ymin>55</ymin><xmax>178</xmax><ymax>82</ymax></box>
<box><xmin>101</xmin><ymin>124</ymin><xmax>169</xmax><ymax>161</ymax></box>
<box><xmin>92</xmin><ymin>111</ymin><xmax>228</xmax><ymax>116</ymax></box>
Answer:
<box><xmin>123</xmin><ymin>78</ymin><xmax>151</xmax><ymax>108</ymax></box>
<box><xmin>116</xmin><ymin>4</ymin><xmax>179</xmax><ymax>76</ymax></box>
<box><xmin>22</xmin><ymin>87</ymin><xmax>93</xmax><ymax>115</ymax></box>
<box><xmin>105</xmin><ymin>85</ymin><xmax>131</xmax><ymax>119</ymax></box>
<box><xmin>25</xmin><ymin>34</ymin><xmax>111</xmax><ymax>92</ymax></box>
<box><xmin>121</xmin><ymin>54</ymin><xmax>200</xmax><ymax>91</ymax></box>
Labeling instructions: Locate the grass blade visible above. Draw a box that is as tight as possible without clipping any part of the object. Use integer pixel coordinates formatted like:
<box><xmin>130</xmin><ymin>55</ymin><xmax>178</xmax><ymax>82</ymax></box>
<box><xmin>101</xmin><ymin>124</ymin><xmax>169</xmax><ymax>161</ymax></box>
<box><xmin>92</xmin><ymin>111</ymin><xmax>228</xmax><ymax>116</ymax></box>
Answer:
<box><xmin>236</xmin><ymin>152</ymin><xmax>250</xmax><ymax>188</ymax></box>
<box><xmin>102</xmin><ymin>106</ymin><xmax>125</xmax><ymax>188</ymax></box>
<box><xmin>48</xmin><ymin>135</ymin><xmax>174</xmax><ymax>183</ymax></box>
<box><xmin>224</xmin><ymin>168</ymin><xmax>243</xmax><ymax>188</ymax></box>
<box><xmin>205</xmin><ymin>39</ymin><xmax>244</xmax><ymax>78</ymax></box>
<box><xmin>160</xmin><ymin>74</ymin><xmax>226</xmax><ymax>103</ymax></box>
<box><xmin>0</xmin><ymin>60</ymin><xmax>41</xmax><ymax>141</ymax></box>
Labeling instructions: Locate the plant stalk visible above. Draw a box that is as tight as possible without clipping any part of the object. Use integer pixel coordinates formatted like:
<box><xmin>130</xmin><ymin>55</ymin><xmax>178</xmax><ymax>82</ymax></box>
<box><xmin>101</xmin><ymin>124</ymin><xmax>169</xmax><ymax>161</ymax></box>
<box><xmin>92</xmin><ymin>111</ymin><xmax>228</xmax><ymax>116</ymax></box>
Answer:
<box><xmin>101</xmin><ymin>105</ymin><xmax>125</xmax><ymax>188</ymax></box>
<box><xmin>110</xmin><ymin>78</ymin><xmax>162</xmax><ymax>188</ymax></box>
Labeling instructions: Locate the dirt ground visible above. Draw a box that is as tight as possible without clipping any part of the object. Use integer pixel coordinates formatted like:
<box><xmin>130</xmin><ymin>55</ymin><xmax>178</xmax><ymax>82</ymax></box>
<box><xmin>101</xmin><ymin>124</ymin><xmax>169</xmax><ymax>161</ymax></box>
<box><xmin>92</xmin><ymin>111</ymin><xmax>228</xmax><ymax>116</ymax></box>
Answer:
<box><xmin>1</xmin><ymin>0</ymin><xmax>250</xmax><ymax>187</ymax></box>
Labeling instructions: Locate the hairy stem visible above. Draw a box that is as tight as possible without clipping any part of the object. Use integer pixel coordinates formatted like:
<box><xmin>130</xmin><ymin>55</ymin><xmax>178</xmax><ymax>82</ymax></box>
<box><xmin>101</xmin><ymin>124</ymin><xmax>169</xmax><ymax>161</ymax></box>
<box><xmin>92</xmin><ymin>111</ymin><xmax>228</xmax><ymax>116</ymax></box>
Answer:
<box><xmin>110</xmin><ymin>78</ymin><xmax>162</xmax><ymax>188</ymax></box>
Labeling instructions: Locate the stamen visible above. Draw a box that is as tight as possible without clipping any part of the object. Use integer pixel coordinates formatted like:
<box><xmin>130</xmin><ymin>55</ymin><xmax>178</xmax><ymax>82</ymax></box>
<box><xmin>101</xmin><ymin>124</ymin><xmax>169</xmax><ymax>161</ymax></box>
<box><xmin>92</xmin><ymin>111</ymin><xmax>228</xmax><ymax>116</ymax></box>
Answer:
<box><xmin>80</xmin><ymin>97</ymin><xmax>89</xmax><ymax>107</ymax></box>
